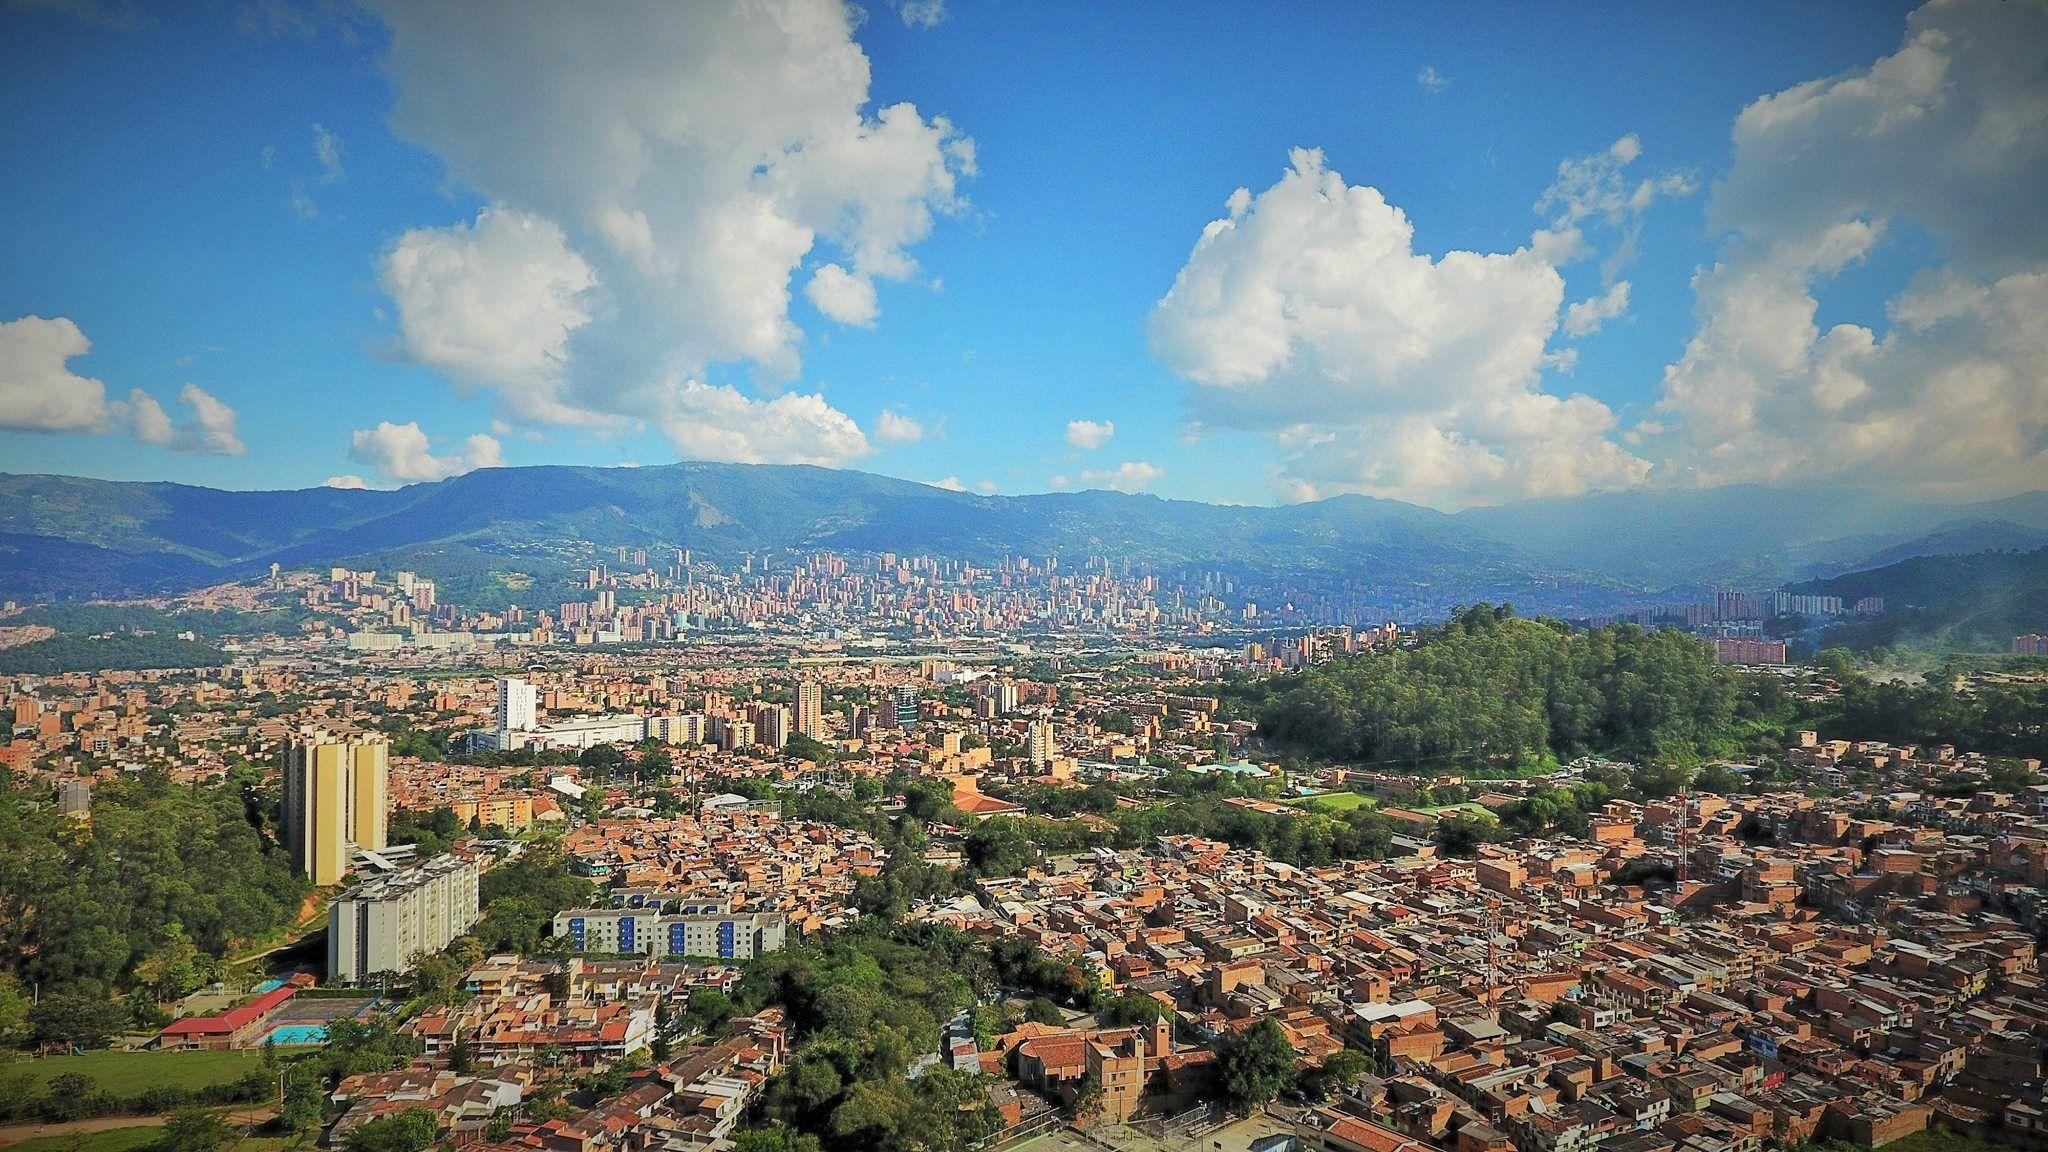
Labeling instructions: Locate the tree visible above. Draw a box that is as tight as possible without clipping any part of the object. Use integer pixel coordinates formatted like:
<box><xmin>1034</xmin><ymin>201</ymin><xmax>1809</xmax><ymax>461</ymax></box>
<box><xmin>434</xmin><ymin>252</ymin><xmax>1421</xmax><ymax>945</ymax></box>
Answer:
<box><xmin>731</xmin><ymin>1127</ymin><xmax>823</xmax><ymax>1152</ymax></box>
<box><xmin>0</xmin><ymin>776</ymin><xmax>307</xmax><ymax>1007</ymax></box>
<box><xmin>543</xmin><ymin>968</ymin><xmax>572</xmax><ymax>1001</ymax></box>
<box><xmin>409</xmin><ymin>951</ymin><xmax>464</xmax><ymax>1005</ymax></box>
<box><xmin>1096</xmin><ymin>994</ymin><xmax>1167</xmax><ymax>1029</ymax></box>
<box><xmin>687</xmin><ymin>988</ymin><xmax>735</xmax><ymax>1033</ymax></box>
<box><xmin>0</xmin><ymin>975</ymin><xmax>28</xmax><ymax>1046</ymax></box>
<box><xmin>280</xmin><ymin>1062</ymin><xmax>326</xmax><ymax>1135</ymax></box>
<box><xmin>964</xmin><ymin>819</ymin><xmax>1034</xmax><ymax>877</ymax></box>
<box><xmin>1069</xmin><ymin>1071</ymin><xmax>1107</xmax><ymax>1126</ymax></box>
<box><xmin>133</xmin><ymin>930</ymin><xmax>202</xmax><ymax>1004</ymax></box>
<box><xmin>1317</xmin><ymin>1048</ymin><xmax>1374</xmax><ymax>1093</ymax></box>
<box><xmin>29</xmin><ymin>993</ymin><xmax>127</xmax><ymax>1049</ymax></box>
<box><xmin>1218</xmin><ymin>1018</ymin><xmax>1297</xmax><ymax>1112</ymax></box>
<box><xmin>158</xmin><ymin>1109</ymin><xmax>233</xmax><ymax>1152</ymax></box>
<box><xmin>578</xmin><ymin>745</ymin><xmax>625</xmax><ymax>777</ymax></box>
<box><xmin>1692</xmin><ymin>764</ymin><xmax>1745</xmax><ymax>794</ymax></box>
<box><xmin>345</xmin><ymin>1107</ymin><xmax>439</xmax><ymax>1152</ymax></box>
<box><xmin>1024</xmin><ymin>998</ymin><xmax>1066</xmax><ymax>1026</ymax></box>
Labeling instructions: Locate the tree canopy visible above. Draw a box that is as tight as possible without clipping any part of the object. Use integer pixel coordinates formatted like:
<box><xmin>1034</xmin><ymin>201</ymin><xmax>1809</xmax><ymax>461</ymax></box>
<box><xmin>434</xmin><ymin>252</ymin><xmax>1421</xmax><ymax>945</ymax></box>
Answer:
<box><xmin>1246</xmin><ymin>606</ymin><xmax>1752</xmax><ymax>769</ymax></box>
<box><xmin>0</xmin><ymin>769</ymin><xmax>307</xmax><ymax>1014</ymax></box>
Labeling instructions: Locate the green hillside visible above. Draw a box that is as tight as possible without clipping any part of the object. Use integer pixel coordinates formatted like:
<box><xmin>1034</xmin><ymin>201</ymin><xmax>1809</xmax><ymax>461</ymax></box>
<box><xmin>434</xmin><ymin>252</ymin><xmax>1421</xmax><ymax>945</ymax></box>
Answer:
<box><xmin>1792</xmin><ymin>548</ymin><xmax>2048</xmax><ymax>653</ymax></box>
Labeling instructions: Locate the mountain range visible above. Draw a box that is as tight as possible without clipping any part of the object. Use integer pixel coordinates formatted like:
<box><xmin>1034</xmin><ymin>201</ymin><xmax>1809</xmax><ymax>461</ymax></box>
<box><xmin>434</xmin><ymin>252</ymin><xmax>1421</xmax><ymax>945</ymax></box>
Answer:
<box><xmin>2</xmin><ymin>464</ymin><xmax>2046</xmax><ymax>612</ymax></box>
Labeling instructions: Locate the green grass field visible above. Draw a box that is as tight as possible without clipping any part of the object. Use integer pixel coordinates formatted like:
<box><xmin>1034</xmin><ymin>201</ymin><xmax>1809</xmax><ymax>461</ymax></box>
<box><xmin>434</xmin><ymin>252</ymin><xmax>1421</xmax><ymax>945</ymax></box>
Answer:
<box><xmin>2</xmin><ymin>1127</ymin><xmax>296</xmax><ymax>1152</ymax></box>
<box><xmin>1418</xmin><ymin>801</ymin><xmax>1495</xmax><ymax>818</ymax></box>
<box><xmin>1293</xmin><ymin>791</ymin><xmax>1377</xmax><ymax>813</ymax></box>
<box><xmin>23</xmin><ymin>1049</ymin><xmax>265</xmax><ymax>1095</ymax></box>
<box><xmin>2</xmin><ymin>1127</ymin><xmax>165</xmax><ymax>1152</ymax></box>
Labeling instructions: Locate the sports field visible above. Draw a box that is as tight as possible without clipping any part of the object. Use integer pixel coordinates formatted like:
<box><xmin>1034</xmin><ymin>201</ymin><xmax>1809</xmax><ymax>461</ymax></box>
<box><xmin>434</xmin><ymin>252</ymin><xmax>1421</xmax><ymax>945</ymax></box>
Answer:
<box><xmin>21</xmin><ymin>1048</ymin><xmax>264</xmax><ymax>1095</ymax></box>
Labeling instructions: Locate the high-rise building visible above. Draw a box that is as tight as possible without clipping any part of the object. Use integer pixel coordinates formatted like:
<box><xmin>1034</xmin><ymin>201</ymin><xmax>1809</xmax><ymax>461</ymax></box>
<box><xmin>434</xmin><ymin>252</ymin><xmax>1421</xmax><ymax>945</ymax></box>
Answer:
<box><xmin>794</xmin><ymin>681</ymin><xmax>824</xmax><ymax>739</ymax></box>
<box><xmin>751</xmin><ymin>703</ymin><xmax>790</xmax><ymax>750</ymax></box>
<box><xmin>496</xmin><ymin>677</ymin><xmax>538</xmax><ymax>734</ymax></box>
<box><xmin>979</xmin><ymin>680</ymin><xmax>1018</xmax><ymax>716</ymax></box>
<box><xmin>284</xmin><ymin>728</ymin><xmax>390</xmax><ymax>886</ymax></box>
<box><xmin>1027</xmin><ymin>718</ymin><xmax>1056</xmax><ymax>767</ymax></box>
<box><xmin>328</xmin><ymin>854</ymin><xmax>481</xmax><ymax>983</ymax></box>
<box><xmin>720</xmin><ymin>719</ymin><xmax>757</xmax><ymax>752</ymax></box>
<box><xmin>1711</xmin><ymin>638</ymin><xmax>1788</xmax><ymax>666</ymax></box>
<box><xmin>648</xmin><ymin>713</ymin><xmax>709</xmax><ymax>745</ymax></box>
<box><xmin>891</xmin><ymin>685</ymin><xmax>920</xmax><ymax>727</ymax></box>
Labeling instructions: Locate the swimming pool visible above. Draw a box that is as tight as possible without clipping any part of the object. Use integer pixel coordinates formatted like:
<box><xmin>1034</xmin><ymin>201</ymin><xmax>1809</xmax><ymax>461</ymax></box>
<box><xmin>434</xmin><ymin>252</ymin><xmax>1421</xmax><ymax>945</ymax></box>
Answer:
<box><xmin>261</xmin><ymin>1023</ymin><xmax>327</xmax><ymax>1045</ymax></box>
<box><xmin>252</xmin><ymin>978</ymin><xmax>287</xmax><ymax>993</ymax></box>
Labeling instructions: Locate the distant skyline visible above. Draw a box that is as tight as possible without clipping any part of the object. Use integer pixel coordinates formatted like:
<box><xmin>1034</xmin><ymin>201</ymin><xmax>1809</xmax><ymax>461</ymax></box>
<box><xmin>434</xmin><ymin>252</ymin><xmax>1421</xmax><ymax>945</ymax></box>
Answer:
<box><xmin>1</xmin><ymin>0</ymin><xmax>2043</xmax><ymax>509</ymax></box>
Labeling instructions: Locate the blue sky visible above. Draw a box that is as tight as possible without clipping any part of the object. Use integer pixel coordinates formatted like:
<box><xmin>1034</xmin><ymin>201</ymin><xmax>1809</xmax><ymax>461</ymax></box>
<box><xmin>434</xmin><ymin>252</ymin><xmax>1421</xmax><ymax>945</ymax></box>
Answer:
<box><xmin>2</xmin><ymin>0</ymin><xmax>2041</xmax><ymax>508</ymax></box>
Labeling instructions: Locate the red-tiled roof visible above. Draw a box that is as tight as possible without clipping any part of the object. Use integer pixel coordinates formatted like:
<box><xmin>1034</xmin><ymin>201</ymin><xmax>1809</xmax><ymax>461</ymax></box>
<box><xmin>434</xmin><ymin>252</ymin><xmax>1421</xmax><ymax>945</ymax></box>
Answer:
<box><xmin>161</xmin><ymin>984</ymin><xmax>296</xmax><ymax>1037</ymax></box>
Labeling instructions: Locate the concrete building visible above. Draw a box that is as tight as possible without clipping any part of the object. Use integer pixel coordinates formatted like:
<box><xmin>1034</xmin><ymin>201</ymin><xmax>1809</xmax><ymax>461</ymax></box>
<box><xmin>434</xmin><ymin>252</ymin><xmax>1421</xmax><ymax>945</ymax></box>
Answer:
<box><xmin>718</xmin><ymin>719</ymin><xmax>756</xmax><ymax>752</ymax></box>
<box><xmin>329</xmin><ymin>854</ymin><xmax>482</xmax><ymax>983</ymax></box>
<box><xmin>553</xmin><ymin>908</ymin><xmax>788</xmax><ymax>960</ymax></box>
<box><xmin>1711</xmin><ymin>637</ymin><xmax>1788</xmax><ymax>666</ymax></box>
<box><xmin>56</xmin><ymin>777</ymin><xmax>91</xmax><ymax>815</ymax></box>
<box><xmin>891</xmin><ymin>684</ymin><xmax>919</xmax><ymax>727</ymax></box>
<box><xmin>1027</xmin><ymin>717</ymin><xmax>1056</xmax><ymax>767</ymax></box>
<box><xmin>794</xmin><ymin>681</ymin><xmax>824</xmax><ymax>739</ymax></box>
<box><xmin>284</xmin><ymin>728</ymin><xmax>389</xmax><ymax>886</ymax></box>
<box><xmin>481</xmin><ymin>713</ymin><xmax>647</xmax><ymax>752</ymax></box>
<box><xmin>750</xmin><ymin>702</ymin><xmax>790</xmax><ymax>749</ymax></box>
<box><xmin>647</xmin><ymin>713</ymin><xmax>709</xmax><ymax>745</ymax></box>
<box><xmin>496</xmin><ymin>677</ymin><xmax>537</xmax><ymax>734</ymax></box>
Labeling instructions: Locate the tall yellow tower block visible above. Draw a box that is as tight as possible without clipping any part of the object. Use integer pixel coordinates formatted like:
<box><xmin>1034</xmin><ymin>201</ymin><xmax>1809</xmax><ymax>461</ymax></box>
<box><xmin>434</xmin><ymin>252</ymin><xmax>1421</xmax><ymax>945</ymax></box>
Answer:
<box><xmin>282</xmin><ymin>728</ymin><xmax>390</xmax><ymax>886</ymax></box>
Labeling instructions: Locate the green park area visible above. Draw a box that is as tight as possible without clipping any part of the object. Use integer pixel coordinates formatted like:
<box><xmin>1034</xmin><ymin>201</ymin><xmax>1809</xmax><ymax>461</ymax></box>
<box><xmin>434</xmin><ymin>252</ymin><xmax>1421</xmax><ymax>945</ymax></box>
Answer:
<box><xmin>1417</xmin><ymin>801</ymin><xmax>1495</xmax><ymax>818</ymax></box>
<box><xmin>2</xmin><ymin>1128</ymin><xmax>292</xmax><ymax>1152</ymax></box>
<box><xmin>1292</xmin><ymin>791</ymin><xmax>1377</xmax><ymax>813</ymax></box>
<box><xmin>22</xmin><ymin>1048</ymin><xmax>265</xmax><ymax>1095</ymax></box>
<box><xmin>2</xmin><ymin>1126</ymin><xmax>166</xmax><ymax>1152</ymax></box>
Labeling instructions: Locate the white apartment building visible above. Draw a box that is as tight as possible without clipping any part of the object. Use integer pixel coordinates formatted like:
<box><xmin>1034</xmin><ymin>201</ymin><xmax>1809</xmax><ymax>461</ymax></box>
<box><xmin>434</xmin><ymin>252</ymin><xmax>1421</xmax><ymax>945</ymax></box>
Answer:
<box><xmin>329</xmin><ymin>854</ymin><xmax>482</xmax><ymax>983</ymax></box>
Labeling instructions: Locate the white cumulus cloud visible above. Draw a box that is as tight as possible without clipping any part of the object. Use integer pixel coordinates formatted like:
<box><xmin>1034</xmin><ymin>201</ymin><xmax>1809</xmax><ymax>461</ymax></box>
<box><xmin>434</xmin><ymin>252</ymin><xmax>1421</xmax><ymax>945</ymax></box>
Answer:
<box><xmin>122</xmin><ymin>382</ymin><xmax>245</xmax><ymax>455</ymax></box>
<box><xmin>1649</xmin><ymin>0</ymin><xmax>2048</xmax><ymax>497</ymax></box>
<box><xmin>1077</xmin><ymin>461</ymin><xmax>1163</xmax><ymax>493</ymax></box>
<box><xmin>0</xmin><ymin>315</ymin><xmax>111</xmax><ymax>433</ymax></box>
<box><xmin>1064</xmin><ymin>419</ymin><xmax>1114</xmax><ymax>450</ymax></box>
<box><xmin>348</xmin><ymin>421</ymin><xmax>505</xmax><ymax>483</ymax></box>
<box><xmin>1149</xmin><ymin>148</ymin><xmax>1648</xmax><ymax>508</ymax></box>
<box><xmin>379</xmin><ymin>205</ymin><xmax>600</xmax><ymax>426</ymax></box>
<box><xmin>657</xmin><ymin>381</ymin><xmax>871</xmax><ymax>467</ymax></box>
<box><xmin>366</xmin><ymin>0</ymin><xmax>972</xmax><ymax>465</ymax></box>
<box><xmin>1562</xmin><ymin>281</ymin><xmax>1631</xmax><ymax>337</ymax></box>
<box><xmin>0</xmin><ymin>316</ymin><xmax>244</xmax><ymax>454</ymax></box>
<box><xmin>323</xmin><ymin>474</ymin><xmax>370</xmax><ymax>489</ymax></box>
<box><xmin>873</xmin><ymin>409</ymin><xmax>924</xmax><ymax>444</ymax></box>
<box><xmin>805</xmin><ymin>263</ymin><xmax>879</xmax><ymax>327</ymax></box>
<box><xmin>1530</xmin><ymin>135</ymin><xmax>1695</xmax><ymax>275</ymax></box>
<box><xmin>311</xmin><ymin>122</ymin><xmax>344</xmax><ymax>183</ymax></box>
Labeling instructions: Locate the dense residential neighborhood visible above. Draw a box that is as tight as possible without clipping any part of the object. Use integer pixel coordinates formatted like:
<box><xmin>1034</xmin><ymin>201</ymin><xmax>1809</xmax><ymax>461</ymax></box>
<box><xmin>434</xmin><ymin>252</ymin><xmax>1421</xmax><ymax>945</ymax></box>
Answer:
<box><xmin>3</xmin><ymin>560</ymin><xmax>2048</xmax><ymax>1152</ymax></box>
